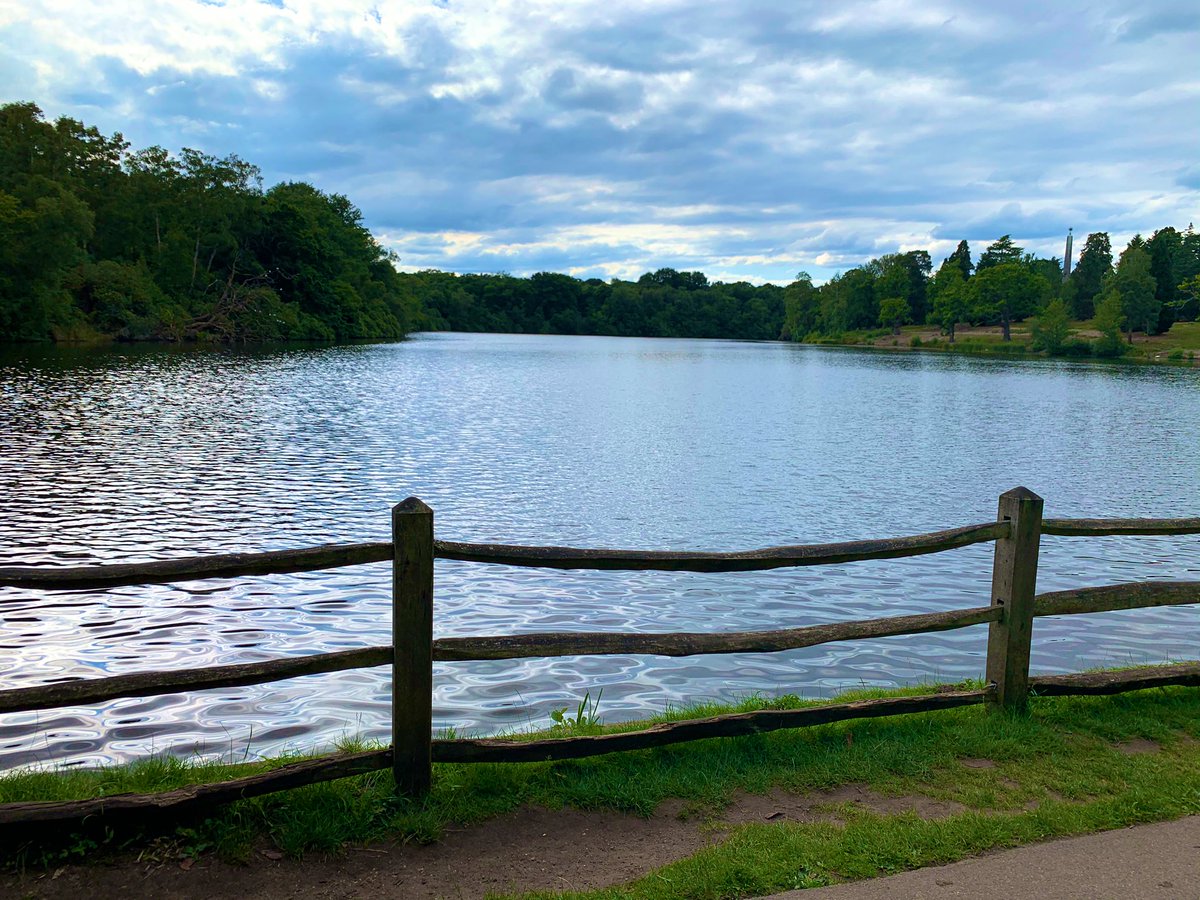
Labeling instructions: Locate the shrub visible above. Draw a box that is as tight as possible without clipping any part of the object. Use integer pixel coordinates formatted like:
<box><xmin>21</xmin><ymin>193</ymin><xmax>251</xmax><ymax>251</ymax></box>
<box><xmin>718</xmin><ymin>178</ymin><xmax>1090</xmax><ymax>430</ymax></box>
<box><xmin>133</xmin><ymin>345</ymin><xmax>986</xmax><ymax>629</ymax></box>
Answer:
<box><xmin>1093</xmin><ymin>337</ymin><xmax>1128</xmax><ymax>358</ymax></box>
<box><xmin>1030</xmin><ymin>298</ymin><xmax>1072</xmax><ymax>354</ymax></box>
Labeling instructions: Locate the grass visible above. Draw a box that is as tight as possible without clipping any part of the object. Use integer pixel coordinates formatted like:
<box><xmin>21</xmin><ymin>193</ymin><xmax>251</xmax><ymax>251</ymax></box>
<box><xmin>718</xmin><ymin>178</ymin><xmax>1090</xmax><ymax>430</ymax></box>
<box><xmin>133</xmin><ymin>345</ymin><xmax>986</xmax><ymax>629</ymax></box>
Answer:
<box><xmin>3</xmin><ymin>676</ymin><xmax>1200</xmax><ymax>898</ymax></box>
<box><xmin>810</xmin><ymin>318</ymin><xmax>1200</xmax><ymax>365</ymax></box>
<box><xmin>1142</xmin><ymin>320</ymin><xmax>1200</xmax><ymax>357</ymax></box>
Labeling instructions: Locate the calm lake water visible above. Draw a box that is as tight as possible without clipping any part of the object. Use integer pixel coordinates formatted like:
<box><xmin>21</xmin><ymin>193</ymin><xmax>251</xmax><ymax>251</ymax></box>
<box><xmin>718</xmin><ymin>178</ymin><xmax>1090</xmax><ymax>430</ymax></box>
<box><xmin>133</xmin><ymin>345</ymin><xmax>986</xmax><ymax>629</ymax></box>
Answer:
<box><xmin>1</xmin><ymin>333</ymin><xmax>1198</xmax><ymax>770</ymax></box>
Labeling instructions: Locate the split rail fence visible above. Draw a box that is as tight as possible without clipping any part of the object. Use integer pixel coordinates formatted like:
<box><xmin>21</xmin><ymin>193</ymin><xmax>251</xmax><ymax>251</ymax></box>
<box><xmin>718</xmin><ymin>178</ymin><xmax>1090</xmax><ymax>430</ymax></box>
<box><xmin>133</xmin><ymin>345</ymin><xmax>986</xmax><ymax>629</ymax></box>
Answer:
<box><xmin>1</xmin><ymin>487</ymin><xmax>1199</xmax><ymax>826</ymax></box>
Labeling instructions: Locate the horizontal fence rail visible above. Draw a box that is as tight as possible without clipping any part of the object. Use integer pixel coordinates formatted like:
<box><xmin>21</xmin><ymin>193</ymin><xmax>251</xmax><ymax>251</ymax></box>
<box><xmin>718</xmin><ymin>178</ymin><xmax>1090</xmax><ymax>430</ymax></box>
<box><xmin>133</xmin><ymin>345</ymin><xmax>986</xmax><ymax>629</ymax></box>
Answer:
<box><xmin>431</xmin><ymin>688</ymin><xmax>995</xmax><ymax>763</ymax></box>
<box><xmin>1033</xmin><ymin>581</ymin><xmax>1200</xmax><ymax>617</ymax></box>
<box><xmin>0</xmin><ymin>542</ymin><xmax>393</xmax><ymax>590</ymax></box>
<box><xmin>3</xmin><ymin>517</ymin><xmax>1197</xmax><ymax>590</ymax></box>
<box><xmin>0</xmin><ymin>647</ymin><xmax>392</xmax><ymax>716</ymax></box>
<box><xmin>432</xmin><ymin>605</ymin><xmax>1003</xmax><ymax>660</ymax></box>
<box><xmin>3</xmin><ymin>582</ymin><xmax>1197</xmax><ymax>716</ymax></box>
<box><xmin>0</xmin><ymin>489</ymin><xmax>1198</xmax><ymax>828</ymax></box>
<box><xmin>1042</xmin><ymin>517</ymin><xmax>1200</xmax><ymax>536</ymax></box>
<box><xmin>5</xmin><ymin>662</ymin><xmax>1200</xmax><ymax>827</ymax></box>
<box><xmin>432</xmin><ymin>522</ymin><xmax>1008</xmax><ymax>571</ymax></box>
<box><xmin>0</xmin><ymin>522</ymin><xmax>1009</xmax><ymax>589</ymax></box>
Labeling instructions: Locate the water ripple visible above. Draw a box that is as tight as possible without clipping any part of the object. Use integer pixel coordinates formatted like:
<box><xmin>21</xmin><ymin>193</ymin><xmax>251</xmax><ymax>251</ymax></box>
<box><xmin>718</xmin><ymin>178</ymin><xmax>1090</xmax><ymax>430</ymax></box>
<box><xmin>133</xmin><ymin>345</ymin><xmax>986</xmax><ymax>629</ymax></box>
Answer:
<box><xmin>1</xmin><ymin>335</ymin><xmax>1198</xmax><ymax>769</ymax></box>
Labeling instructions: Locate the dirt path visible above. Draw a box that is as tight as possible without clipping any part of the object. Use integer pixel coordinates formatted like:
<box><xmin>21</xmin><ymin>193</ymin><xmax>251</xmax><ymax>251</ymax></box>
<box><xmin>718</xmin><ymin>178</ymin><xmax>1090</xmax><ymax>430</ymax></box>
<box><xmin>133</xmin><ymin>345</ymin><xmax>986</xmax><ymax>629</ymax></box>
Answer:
<box><xmin>6</xmin><ymin>801</ymin><xmax>1197</xmax><ymax>899</ymax></box>
<box><xmin>3</xmin><ymin>785</ymin><xmax>963</xmax><ymax>899</ymax></box>
<box><xmin>5</xmin><ymin>803</ymin><xmax>710</xmax><ymax>899</ymax></box>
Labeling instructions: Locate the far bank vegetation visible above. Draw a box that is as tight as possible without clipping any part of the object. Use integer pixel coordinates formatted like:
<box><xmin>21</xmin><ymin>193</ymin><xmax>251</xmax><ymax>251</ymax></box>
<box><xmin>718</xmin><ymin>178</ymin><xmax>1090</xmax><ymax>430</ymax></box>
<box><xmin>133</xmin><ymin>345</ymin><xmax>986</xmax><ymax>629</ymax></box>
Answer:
<box><xmin>3</xmin><ymin>100</ymin><xmax>1198</xmax><ymax>357</ymax></box>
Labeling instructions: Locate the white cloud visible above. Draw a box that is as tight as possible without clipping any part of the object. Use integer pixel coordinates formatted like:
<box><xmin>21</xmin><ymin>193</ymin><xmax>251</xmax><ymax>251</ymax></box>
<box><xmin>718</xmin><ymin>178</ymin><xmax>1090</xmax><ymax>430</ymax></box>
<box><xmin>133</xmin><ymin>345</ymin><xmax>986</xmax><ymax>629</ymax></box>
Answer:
<box><xmin>1</xmin><ymin>0</ymin><xmax>1196</xmax><ymax>283</ymax></box>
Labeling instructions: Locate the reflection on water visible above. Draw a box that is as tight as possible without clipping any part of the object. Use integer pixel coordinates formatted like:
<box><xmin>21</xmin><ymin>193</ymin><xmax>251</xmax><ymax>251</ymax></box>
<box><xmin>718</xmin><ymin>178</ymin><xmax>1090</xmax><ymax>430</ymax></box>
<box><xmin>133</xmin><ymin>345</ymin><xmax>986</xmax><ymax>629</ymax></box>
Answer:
<box><xmin>1</xmin><ymin>334</ymin><xmax>1198</xmax><ymax>769</ymax></box>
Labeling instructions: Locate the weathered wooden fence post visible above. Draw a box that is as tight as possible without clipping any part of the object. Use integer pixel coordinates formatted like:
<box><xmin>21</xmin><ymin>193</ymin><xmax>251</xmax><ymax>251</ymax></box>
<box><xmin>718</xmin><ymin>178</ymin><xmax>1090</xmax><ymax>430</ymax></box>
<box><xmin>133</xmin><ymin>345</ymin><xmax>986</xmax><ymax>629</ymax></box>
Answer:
<box><xmin>392</xmin><ymin>497</ymin><xmax>434</xmax><ymax>797</ymax></box>
<box><xmin>985</xmin><ymin>487</ymin><xmax>1044</xmax><ymax>711</ymax></box>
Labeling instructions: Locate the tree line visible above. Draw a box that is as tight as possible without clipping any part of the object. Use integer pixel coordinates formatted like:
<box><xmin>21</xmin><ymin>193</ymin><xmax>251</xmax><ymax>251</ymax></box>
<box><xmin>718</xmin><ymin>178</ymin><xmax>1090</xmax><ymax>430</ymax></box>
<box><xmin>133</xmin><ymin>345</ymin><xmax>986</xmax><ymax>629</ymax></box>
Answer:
<box><xmin>2</xmin><ymin>102</ymin><xmax>1198</xmax><ymax>349</ymax></box>
<box><xmin>0</xmin><ymin>102</ymin><xmax>422</xmax><ymax>342</ymax></box>
<box><xmin>403</xmin><ymin>267</ymin><xmax>785</xmax><ymax>340</ymax></box>
<box><xmin>782</xmin><ymin>229</ymin><xmax>1200</xmax><ymax>356</ymax></box>
<box><xmin>408</xmin><ymin>227</ymin><xmax>1199</xmax><ymax>356</ymax></box>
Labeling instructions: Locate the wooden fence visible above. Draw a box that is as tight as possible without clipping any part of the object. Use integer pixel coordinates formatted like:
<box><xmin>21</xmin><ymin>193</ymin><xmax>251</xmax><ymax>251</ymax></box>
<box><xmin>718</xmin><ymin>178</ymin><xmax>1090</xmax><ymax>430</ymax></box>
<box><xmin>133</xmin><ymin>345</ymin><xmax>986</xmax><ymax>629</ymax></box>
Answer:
<box><xmin>1</xmin><ymin>487</ymin><xmax>1199</xmax><ymax>825</ymax></box>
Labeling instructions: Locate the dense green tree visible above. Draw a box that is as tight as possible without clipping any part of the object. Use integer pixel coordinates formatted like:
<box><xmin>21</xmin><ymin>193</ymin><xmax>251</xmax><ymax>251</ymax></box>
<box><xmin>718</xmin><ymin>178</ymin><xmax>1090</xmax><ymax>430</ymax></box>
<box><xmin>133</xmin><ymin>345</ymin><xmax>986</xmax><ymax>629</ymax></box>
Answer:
<box><xmin>65</xmin><ymin>259</ymin><xmax>176</xmax><ymax>339</ymax></box>
<box><xmin>840</xmin><ymin>267</ymin><xmax>878</xmax><ymax>331</ymax></box>
<box><xmin>1177</xmin><ymin>274</ymin><xmax>1200</xmax><ymax>324</ymax></box>
<box><xmin>874</xmin><ymin>255</ymin><xmax>909</xmax><ymax>305</ymax></box>
<box><xmin>638</xmin><ymin>268</ymin><xmax>709</xmax><ymax>291</ymax></box>
<box><xmin>1030</xmin><ymin>298</ymin><xmax>1072</xmax><ymax>354</ymax></box>
<box><xmin>1092</xmin><ymin>287</ymin><xmax>1126</xmax><ymax>357</ymax></box>
<box><xmin>257</xmin><ymin>181</ymin><xmax>408</xmax><ymax>340</ymax></box>
<box><xmin>529</xmin><ymin>271</ymin><xmax>585</xmax><ymax>333</ymax></box>
<box><xmin>944</xmin><ymin>240</ymin><xmax>973</xmax><ymax>282</ymax></box>
<box><xmin>1145</xmin><ymin>227</ymin><xmax>1181</xmax><ymax>332</ymax></box>
<box><xmin>968</xmin><ymin>262</ymin><xmax>1047</xmax><ymax>340</ymax></box>
<box><xmin>899</xmin><ymin>250</ymin><xmax>932</xmax><ymax>323</ymax></box>
<box><xmin>975</xmin><ymin>235</ymin><xmax>1024</xmax><ymax>272</ymax></box>
<box><xmin>1169</xmin><ymin>226</ymin><xmax>1200</xmax><ymax>322</ymax></box>
<box><xmin>1179</xmin><ymin>226</ymin><xmax>1200</xmax><ymax>280</ymax></box>
<box><xmin>781</xmin><ymin>272</ymin><xmax>817</xmax><ymax>340</ymax></box>
<box><xmin>1112</xmin><ymin>239</ymin><xmax>1159</xmax><ymax>341</ymax></box>
<box><xmin>878</xmin><ymin>295</ymin><xmax>910</xmax><ymax>335</ymax></box>
<box><xmin>814</xmin><ymin>272</ymin><xmax>849</xmax><ymax>335</ymax></box>
<box><xmin>599</xmin><ymin>282</ymin><xmax>650</xmax><ymax>336</ymax></box>
<box><xmin>0</xmin><ymin>177</ymin><xmax>94</xmax><ymax>339</ymax></box>
<box><xmin>1069</xmin><ymin>232</ymin><xmax>1112</xmax><ymax>319</ymax></box>
<box><xmin>0</xmin><ymin>101</ymin><xmax>420</xmax><ymax>343</ymax></box>
<box><xmin>1025</xmin><ymin>255</ymin><xmax>1063</xmax><ymax>299</ymax></box>
<box><xmin>929</xmin><ymin>263</ymin><xmax>968</xmax><ymax>342</ymax></box>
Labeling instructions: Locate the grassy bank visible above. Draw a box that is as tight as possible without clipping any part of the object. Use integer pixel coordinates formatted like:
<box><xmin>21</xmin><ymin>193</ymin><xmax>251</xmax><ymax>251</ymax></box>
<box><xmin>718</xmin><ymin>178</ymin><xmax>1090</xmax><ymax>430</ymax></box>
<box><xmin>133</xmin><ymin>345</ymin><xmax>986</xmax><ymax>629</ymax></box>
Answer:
<box><xmin>808</xmin><ymin>319</ymin><xmax>1200</xmax><ymax>365</ymax></box>
<box><xmin>3</xmin><ymin>676</ymin><xmax>1200</xmax><ymax>897</ymax></box>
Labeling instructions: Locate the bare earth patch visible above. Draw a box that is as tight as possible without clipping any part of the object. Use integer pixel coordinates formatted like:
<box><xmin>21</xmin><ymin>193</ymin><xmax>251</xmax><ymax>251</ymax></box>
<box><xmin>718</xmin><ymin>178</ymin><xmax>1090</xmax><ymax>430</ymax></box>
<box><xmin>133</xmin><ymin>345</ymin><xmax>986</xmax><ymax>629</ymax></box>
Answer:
<box><xmin>7</xmin><ymin>805</ymin><xmax>715</xmax><ymax>900</ymax></box>
<box><xmin>1114</xmin><ymin>738</ymin><xmax>1161</xmax><ymax>756</ymax></box>
<box><xmin>6</xmin><ymin>786</ymin><xmax>973</xmax><ymax>900</ymax></box>
<box><xmin>721</xmin><ymin>785</ymin><xmax>965</xmax><ymax>825</ymax></box>
<box><xmin>960</xmin><ymin>758</ymin><xmax>997</xmax><ymax>769</ymax></box>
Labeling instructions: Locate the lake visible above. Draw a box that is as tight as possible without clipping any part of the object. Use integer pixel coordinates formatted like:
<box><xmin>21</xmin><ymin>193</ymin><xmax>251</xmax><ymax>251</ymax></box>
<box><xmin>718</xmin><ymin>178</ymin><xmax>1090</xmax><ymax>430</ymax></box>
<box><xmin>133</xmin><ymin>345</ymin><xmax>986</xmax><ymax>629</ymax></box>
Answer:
<box><xmin>1</xmin><ymin>333</ymin><xmax>1198</xmax><ymax>770</ymax></box>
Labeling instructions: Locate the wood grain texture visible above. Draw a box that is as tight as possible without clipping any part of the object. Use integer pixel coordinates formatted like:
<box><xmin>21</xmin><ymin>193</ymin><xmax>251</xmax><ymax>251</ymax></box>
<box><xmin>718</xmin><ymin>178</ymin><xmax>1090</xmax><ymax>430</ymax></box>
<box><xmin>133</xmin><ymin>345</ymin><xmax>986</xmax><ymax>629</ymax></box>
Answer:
<box><xmin>1042</xmin><ymin>518</ymin><xmax>1200</xmax><ymax>536</ymax></box>
<box><xmin>0</xmin><ymin>542</ymin><xmax>392</xmax><ymax>589</ymax></box>
<box><xmin>432</xmin><ymin>521</ymin><xmax>1007</xmax><ymax>572</ymax></box>
<box><xmin>0</xmin><ymin>748</ymin><xmax>392</xmax><ymax>826</ymax></box>
<box><xmin>392</xmin><ymin>497</ymin><xmax>434</xmax><ymax>798</ymax></box>
<box><xmin>0</xmin><ymin>521</ymin><xmax>1007</xmax><ymax>589</ymax></box>
<box><xmin>0</xmin><ymin>646</ymin><xmax>392</xmax><ymax>714</ymax></box>
<box><xmin>431</xmin><ymin>605</ymin><xmax>1002</xmax><ymax>661</ymax></box>
<box><xmin>985</xmin><ymin>487</ymin><xmax>1043</xmax><ymax>712</ymax></box>
<box><xmin>430</xmin><ymin>689</ymin><xmax>994</xmax><ymax>762</ymax></box>
<box><xmin>1029</xmin><ymin>662</ymin><xmax>1200</xmax><ymax>695</ymax></box>
<box><xmin>1034</xmin><ymin>581</ymin><xmax>1200</xmax><ymax>617</ymax></box>
<box><xmin>4</xmin><ymin>584</ymin><xmax>1191</xmax><ymax>717</ymax></box>
<box><xmin>3</xmin><ymin>513</ymin><xmax>1194</xmax><ymax>590</ymax></box>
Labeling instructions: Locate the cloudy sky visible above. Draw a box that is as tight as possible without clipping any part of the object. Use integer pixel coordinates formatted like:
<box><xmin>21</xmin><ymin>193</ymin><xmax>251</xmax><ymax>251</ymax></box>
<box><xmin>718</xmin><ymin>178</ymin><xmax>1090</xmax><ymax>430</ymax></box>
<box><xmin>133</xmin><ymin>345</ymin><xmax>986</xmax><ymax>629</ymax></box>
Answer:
<box><xmin>2</xmin><ymin>1</ymin><xmax>1197</xmax><ymax>284</ymax></box>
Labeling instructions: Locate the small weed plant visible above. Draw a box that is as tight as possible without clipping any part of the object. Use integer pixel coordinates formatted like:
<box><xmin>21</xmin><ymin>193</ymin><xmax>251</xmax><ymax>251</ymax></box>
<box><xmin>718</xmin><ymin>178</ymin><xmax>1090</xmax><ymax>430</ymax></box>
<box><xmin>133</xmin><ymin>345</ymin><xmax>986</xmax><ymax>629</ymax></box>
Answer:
<box><xmin>550</xmin><ymin>689</ymin><xmax>604</xmax><ymax>734</ymax></box>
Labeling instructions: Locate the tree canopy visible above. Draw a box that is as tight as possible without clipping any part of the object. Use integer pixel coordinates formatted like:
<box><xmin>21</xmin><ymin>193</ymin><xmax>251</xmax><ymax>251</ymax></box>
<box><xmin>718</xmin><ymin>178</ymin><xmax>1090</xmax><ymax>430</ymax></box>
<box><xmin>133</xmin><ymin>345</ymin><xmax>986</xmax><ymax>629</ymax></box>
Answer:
<box><xmin>1068</xmin><ymin>232</ymin><xmax>1112</xmax><ymax>320</ymax></box>
<box><xmin>3</xmin><ymin>102</ymin><xmax>1196</xmax><ymax>350</ymax></box>
<box><xmin>0</xmin><ymin>102</ymin><xmax>422</xmax><ymax>342</ymax></box>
